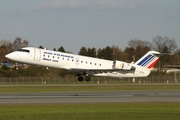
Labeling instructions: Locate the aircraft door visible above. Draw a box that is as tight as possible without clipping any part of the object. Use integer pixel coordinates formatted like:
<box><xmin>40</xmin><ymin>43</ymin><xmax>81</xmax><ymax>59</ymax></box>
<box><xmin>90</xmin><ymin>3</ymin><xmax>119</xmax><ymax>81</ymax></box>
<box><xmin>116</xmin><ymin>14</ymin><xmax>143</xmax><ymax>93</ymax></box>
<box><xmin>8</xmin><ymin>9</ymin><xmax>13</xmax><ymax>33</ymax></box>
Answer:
<box><xmin>34</xmin><ymin>48</ymin><xmax>41</xmax><ymax>61</ymax></box>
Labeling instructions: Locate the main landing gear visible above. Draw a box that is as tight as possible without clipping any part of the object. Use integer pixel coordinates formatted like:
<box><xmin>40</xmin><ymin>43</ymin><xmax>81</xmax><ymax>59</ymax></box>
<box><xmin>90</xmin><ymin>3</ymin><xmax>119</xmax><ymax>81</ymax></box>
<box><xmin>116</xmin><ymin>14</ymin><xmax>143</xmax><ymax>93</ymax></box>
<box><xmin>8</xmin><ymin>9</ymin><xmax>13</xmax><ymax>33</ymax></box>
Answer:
<box><xmin>77</xmin><ymin>75</ymin><xmax>91</xmax><ymax>82</ymax></box>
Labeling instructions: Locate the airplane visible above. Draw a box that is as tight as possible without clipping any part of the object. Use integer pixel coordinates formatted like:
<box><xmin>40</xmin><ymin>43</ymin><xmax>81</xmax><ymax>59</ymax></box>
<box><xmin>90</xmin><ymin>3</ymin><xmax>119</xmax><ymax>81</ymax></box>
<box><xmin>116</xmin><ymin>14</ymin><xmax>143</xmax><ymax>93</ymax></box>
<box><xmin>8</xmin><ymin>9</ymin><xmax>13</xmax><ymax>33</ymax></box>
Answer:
<box><xmin>5</xmin><ymin>47</ymin><xmax>161</xmax><ymax>82</ymax></box>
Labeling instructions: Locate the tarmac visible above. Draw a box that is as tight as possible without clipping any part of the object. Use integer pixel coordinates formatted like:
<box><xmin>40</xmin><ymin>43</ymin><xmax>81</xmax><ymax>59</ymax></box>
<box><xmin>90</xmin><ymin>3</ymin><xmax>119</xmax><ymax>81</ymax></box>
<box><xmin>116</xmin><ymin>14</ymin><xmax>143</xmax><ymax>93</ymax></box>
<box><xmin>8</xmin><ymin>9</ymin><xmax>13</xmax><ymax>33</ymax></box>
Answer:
<box><xmin>0</xmin><ymin>90</ymin><xmax>180</xmax><ymax>104</ymax></box>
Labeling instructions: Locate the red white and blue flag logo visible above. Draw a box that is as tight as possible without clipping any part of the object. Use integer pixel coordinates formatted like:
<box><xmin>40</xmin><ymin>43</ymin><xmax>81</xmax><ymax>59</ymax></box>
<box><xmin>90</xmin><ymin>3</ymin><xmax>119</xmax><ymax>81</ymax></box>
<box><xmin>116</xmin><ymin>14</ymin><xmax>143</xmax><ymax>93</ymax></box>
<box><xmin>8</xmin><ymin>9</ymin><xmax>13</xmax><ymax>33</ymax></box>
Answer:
<box><xmin>137</xmin><ymin>54</ymin><xmax>159</xmax><ymax>69</ymax></box>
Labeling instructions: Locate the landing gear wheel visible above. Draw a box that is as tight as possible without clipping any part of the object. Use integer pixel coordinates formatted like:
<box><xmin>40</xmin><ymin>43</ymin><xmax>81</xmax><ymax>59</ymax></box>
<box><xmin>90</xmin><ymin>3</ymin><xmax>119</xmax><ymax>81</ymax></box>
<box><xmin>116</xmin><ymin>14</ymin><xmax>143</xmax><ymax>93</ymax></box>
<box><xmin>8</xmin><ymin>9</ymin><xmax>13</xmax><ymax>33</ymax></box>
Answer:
<box><xmin>78</xmin><ymin>76</ymin><xmax>84</xmax><ymax>82</ymax></box>
<box><xmin>85</xmin><ymin>76</ymin><xmax>91</xmax><ymax>82</ymax></box>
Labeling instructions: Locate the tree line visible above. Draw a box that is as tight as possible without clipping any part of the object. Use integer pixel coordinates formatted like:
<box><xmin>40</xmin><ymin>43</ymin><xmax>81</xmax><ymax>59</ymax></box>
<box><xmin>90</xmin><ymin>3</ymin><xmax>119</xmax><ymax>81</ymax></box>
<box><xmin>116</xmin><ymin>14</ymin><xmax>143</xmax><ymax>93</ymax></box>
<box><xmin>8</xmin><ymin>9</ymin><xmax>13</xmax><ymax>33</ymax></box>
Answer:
<box><xmin>0</xmin><ymin>36</ymin><xmax>180</xmax><ymax>70</ymax></box>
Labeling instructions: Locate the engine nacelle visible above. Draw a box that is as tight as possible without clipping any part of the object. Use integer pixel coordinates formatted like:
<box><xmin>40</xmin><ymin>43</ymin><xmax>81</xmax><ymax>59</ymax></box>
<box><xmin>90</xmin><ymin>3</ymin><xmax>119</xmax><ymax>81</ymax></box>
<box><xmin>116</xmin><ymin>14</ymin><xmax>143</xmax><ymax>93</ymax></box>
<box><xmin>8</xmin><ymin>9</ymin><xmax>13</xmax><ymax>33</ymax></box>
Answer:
<box><xmin>112</xmin><ymin>60</ymin><xmax>135</xmax><ymax>70</ymax></box>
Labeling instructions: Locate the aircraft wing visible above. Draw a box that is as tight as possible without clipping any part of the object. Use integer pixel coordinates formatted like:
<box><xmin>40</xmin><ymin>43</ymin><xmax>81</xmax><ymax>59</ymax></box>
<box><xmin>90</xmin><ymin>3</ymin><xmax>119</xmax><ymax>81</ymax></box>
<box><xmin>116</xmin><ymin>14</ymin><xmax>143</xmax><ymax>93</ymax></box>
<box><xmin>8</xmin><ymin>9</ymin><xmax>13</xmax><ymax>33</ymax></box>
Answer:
<box><xmin>71</xmin><ymin>67</ymin><xmax>135</xmax><ymax>76</ymax></box>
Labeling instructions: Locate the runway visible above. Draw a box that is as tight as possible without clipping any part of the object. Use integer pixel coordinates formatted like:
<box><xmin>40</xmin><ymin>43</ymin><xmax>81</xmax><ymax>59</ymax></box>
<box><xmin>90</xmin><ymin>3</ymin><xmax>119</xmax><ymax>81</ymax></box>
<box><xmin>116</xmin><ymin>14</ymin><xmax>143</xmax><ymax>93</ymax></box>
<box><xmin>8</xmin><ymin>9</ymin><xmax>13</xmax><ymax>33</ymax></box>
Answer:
<box><xmin>0</xmin><ymin>90</ymin><xmax>180</xmax><ymax>104</ymax></box>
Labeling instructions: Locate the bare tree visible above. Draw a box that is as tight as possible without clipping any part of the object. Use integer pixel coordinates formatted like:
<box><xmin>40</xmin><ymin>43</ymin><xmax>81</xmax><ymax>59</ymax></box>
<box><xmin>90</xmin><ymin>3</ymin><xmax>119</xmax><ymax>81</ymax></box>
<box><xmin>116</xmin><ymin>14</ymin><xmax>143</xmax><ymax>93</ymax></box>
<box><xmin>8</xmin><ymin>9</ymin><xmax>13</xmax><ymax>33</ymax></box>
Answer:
<box><xmin>152</xmin><ymin>36</ymin><xmax>179</xmax><ymax>68</ymax></box>
<box><xmin>128</xmin><ymin>39</ymin><xmax>152</xmax><ymax>50</ymax></box>
<box><xmin>12</xmin><ymin>37</ymin><xmax>29</xmax><ymax>51</ymax></box>
<box><xmin>111</xmin><ymin>45</ymin><xmax>127</xmax><ymax>61</ymax></box>
<box><xmin>0</xmin><ymin>39</ymin><xmax>11</xmax><ymax>46</ymax></box>
<box><xmin>125</xmin><ymin>39</ymin><xmax>151</xmax><ymax>62</ymax></box>
<box><xmin>12</xmin><ymin>37</ymin><xmax>22</xmax><ymax>51</ymax></box>
<box><xmin>21</xmin><ymin>39</ymin><xmax>29</xmax><ymax>48</ymax></box>
<box><xmin>152</xmin><ymin>36</ymin><xmax>177</xmax><ymax>53</ymax></box>
<box><xmin>0</xmin><ymin>39</ymin><xmax>13</xmax><ymax>53</ymax></box>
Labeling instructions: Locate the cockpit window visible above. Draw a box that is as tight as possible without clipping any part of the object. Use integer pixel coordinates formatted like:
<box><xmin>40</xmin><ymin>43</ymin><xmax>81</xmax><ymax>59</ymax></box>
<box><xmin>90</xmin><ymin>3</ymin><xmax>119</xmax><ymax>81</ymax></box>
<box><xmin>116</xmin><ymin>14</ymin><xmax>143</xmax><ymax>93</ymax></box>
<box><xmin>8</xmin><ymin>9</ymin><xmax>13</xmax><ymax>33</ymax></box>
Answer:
<box><xmin>17</xmin><ymin>49</ymin><xmax>30</xmax><ymax>53</ymax></box>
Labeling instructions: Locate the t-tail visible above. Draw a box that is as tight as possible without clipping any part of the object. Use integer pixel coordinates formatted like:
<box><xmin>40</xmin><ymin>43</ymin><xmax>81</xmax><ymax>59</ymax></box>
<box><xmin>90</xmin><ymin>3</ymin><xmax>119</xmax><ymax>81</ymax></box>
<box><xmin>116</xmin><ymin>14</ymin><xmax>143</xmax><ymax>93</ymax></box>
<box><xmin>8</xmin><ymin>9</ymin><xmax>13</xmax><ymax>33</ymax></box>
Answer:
<box><xmin>134</xmin><ymin>51</ymin><xmax>161</xmax><ymax>69</ymax></box>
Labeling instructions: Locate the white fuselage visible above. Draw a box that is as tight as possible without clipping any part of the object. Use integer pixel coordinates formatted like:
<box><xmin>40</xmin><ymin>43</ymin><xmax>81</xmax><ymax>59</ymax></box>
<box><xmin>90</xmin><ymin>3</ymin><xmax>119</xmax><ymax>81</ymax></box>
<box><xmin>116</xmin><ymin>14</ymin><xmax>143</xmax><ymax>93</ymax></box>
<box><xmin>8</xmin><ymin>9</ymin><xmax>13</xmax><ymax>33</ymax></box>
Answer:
<box><xmin>5</xmin><ymin>47</ymin><xmax>152</xmax><ymax>78</ymax></box>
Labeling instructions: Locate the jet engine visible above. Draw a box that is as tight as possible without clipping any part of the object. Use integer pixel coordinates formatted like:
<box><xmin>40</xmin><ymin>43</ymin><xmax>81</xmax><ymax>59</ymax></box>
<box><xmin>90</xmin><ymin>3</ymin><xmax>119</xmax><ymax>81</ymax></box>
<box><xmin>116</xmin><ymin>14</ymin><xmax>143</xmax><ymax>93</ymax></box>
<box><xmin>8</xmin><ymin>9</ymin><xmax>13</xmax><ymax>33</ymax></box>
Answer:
<box><xmin>112</xmin><ymin>60</ymin><xmax>135</xmax><ymax>70</ymax></box>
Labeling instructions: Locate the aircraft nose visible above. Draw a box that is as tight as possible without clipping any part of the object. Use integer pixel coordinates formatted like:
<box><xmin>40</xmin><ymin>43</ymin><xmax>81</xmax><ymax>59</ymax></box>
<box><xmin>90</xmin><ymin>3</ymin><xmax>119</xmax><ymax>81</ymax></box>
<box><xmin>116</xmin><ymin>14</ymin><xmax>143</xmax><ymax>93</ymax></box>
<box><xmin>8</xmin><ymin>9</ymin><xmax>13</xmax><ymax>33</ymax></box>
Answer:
<box><xmin>5</xmin><ymin>53</ymin><xmax>14</xmax><ymax>60</ymax></box>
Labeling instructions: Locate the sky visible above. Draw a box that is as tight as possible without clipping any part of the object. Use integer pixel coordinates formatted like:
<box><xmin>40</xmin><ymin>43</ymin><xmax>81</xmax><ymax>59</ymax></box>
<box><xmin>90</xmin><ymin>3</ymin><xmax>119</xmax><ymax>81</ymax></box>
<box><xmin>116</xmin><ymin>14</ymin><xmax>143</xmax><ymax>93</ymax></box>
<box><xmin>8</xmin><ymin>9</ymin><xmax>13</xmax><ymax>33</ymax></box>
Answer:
<box><xmin>0</xmin><ymin>0</ymin><xmax>180</xmax><ymax>53</ymax></box>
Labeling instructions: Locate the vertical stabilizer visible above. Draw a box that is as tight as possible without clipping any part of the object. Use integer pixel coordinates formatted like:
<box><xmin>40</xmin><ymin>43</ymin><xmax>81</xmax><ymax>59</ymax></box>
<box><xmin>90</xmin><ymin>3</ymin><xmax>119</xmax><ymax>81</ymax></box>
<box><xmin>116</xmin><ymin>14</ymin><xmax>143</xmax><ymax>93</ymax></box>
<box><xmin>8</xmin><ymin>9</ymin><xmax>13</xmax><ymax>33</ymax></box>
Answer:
<box><xmin>135</xmin><ymin>51</ymin><xmax>161</xmax><ymax>69</ymax></box>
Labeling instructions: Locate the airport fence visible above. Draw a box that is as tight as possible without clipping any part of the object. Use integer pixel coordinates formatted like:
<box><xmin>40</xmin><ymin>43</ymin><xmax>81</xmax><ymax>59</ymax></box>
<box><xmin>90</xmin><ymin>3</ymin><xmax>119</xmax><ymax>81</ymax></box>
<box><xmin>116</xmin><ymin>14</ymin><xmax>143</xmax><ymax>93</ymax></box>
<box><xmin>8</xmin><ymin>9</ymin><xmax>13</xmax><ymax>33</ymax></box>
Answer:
<box><xmin>0</xmin><ymin>75</ymin><xmax>180</xmax><ymax>85</ymax></box>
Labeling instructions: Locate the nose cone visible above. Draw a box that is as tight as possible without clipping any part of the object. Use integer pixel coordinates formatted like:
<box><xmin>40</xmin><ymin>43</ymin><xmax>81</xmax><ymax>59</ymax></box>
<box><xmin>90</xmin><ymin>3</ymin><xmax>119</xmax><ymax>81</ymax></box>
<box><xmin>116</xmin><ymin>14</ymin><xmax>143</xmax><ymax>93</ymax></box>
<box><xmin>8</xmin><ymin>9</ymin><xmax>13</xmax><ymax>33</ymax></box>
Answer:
<box><xmin>5</xmin><ymin>53</ymin><xmax>14</xmax><ymax>60</ymax></box>
<box><xmin>5</xmin><ymin>54</ymin><xmax>10</xmax><ymax>59</ymax></box>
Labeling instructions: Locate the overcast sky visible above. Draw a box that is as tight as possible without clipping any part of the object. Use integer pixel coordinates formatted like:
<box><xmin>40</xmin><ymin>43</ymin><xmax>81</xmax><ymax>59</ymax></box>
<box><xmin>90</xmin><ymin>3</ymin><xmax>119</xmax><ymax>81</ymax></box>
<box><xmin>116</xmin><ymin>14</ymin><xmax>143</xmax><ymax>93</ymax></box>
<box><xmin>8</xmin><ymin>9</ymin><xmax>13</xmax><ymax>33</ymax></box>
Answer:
<box><xmin>0</xmin><ymin>0</ymin><xmax>180</xmax><ymax>53</ymax></box>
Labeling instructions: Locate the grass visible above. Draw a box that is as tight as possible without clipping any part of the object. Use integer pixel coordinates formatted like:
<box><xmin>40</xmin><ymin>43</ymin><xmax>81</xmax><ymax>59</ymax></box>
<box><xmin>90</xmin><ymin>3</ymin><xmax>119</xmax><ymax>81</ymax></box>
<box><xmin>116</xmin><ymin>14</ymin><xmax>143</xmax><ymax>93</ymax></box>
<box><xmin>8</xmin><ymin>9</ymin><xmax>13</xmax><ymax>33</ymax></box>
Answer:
<box><xmin>0</xmin><ymin>85</ymin><xmax>180</xmax><ymax>120</ymax></box>
<box><xmin>0</xmin><ymin>84</ymin><xmax>180</xmax><ymax>93</ymax></box>
<box><xmin>0</xmin><ymin>102</ymin><xmax>180</xmax><ymax>120</ymax></box>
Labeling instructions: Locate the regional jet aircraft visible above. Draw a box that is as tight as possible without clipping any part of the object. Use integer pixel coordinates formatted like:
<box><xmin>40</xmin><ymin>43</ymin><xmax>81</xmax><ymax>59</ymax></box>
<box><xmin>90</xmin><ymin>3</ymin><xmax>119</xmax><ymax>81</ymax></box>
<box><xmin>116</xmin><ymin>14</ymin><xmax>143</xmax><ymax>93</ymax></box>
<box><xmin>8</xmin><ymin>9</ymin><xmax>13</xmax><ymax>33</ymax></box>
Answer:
<box><xmin>5</xmin><ymin>47</ymin><xmax>160</xmax><ymax>81</ymax></box>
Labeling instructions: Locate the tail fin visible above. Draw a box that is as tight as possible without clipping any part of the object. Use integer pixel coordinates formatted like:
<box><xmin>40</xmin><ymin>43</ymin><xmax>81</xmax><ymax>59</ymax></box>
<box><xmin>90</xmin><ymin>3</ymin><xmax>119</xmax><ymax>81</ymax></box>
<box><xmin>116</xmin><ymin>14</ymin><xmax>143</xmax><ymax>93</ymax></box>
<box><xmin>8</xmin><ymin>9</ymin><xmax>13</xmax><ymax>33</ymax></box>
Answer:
<box><xmin>135</xmin><ymin>51</ymin><xmax>161</xmax><ymax>69</ymax></box>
